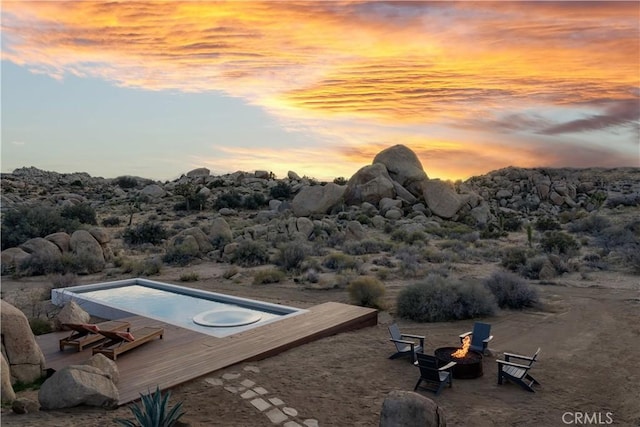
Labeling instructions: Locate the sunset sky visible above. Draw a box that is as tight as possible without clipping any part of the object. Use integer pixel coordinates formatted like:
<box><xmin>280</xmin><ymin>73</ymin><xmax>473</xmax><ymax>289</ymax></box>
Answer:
<box><xmin>2</xmin><ymin>1</ymin><xmax>639</xmax><ymax>182</ymax></box>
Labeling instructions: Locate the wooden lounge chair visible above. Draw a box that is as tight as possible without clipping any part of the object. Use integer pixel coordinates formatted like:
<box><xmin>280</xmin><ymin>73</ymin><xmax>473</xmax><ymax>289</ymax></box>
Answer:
<box><xmin>497</xmin><ymin>348</ymin><xmax>541</xmax><ymax>392</ymax></box>
<box><xmin>59</xmin><ymin>320</ymin><xmax>131</xmax><ymax>352</ymax></box>
<box><xmin>92</xmin><ymin>327</ymin><xmax>164</xmax><ymax>360</ymax></box>
<box><xmin>414</xmin><ymin>353</ymin><xmax>456</xmax><ymax>396</ymax></box>
<box><xmin>388</xmin><ymin>323</ymin><xmax>425</xmax><ymax>363</ymax></box>
<box><xmin>459</xmin><ymin>322</ymin><xmax>493</xmax><ymax>355</ymax></box>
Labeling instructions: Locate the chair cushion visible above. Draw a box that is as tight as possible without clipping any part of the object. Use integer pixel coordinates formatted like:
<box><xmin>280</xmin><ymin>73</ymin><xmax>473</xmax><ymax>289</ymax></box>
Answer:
<box><xmin>114</xmin><ymin>331</ymin><xmax>136</xmax><ymax>342</ymax></box>
<box><xmin>81</xmin><ymin>324</ymin><xmax>101</xmax><ymax>333</ymax></box>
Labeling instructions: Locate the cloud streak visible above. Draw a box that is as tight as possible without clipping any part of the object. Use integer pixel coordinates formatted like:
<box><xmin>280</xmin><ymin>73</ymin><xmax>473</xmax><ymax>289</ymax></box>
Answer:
<box><xmin>2</xmin><ymin>1</ymin><xmax>638</xmax><ymax>179</ymax></box>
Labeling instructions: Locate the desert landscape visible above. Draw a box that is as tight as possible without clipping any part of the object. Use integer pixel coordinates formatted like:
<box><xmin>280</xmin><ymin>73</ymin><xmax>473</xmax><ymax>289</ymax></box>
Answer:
<box><xmin>1</xmin><ymin>150</ymin><xmax>639</xmax><ymax>426</ymax></box>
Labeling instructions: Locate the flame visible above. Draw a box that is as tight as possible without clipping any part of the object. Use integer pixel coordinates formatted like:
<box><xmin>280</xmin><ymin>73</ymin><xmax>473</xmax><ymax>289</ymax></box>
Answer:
<box><xmin>452</xmin><ymin>335</ymin><xmax>471</xmax><ymax>358</ymax></box>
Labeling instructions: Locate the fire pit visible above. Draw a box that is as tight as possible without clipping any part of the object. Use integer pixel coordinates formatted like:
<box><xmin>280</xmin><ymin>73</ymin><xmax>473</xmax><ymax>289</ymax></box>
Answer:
<box><xmin>434</xmin><ymin>336</ymin><xmax>483</xmax><ymax>379</ymax></box>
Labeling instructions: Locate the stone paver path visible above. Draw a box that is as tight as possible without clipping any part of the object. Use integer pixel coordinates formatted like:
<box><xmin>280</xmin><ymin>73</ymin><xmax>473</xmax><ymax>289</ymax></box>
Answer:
<box><xmin>204</xmin><ymin>365</ymin><xmax>319</xmax><ymax>426</ymax></box>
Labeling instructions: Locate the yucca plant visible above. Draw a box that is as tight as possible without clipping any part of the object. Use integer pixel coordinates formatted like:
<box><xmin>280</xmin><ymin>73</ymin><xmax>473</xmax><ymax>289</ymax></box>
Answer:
<box><xmin>115</xmin><ymin>386</ymin><xmax>185</xmax><ymax>427</ymax></box>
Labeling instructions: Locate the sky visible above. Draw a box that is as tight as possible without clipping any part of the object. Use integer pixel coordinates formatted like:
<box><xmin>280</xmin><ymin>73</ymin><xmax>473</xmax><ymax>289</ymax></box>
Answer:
<box><xmin>1</xmin><ymin>1</ymin><xmax>639</xmax><ymax>182</ymax></box>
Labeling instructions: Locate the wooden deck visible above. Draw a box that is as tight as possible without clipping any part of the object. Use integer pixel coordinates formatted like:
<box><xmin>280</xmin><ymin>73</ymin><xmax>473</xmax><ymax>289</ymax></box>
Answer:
<box><xmin>37</xmin><ymin>302</ymin><xmax>377</xmax><ymax>405</ymax></box>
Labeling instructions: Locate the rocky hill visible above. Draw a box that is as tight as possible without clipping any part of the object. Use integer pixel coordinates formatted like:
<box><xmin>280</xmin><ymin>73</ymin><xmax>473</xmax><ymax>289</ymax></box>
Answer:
<box><xmin>1</xmin><ymin>144</ymin><xmax>639</xmax><ymax>277</ymax></box>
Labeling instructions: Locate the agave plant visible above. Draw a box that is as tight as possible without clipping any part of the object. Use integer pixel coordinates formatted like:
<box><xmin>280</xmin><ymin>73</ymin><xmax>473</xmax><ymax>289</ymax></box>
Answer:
<box><xmin>115</xmin><ymin>386</ymin><xmax>185</xmax><ymax>427</ymax></box>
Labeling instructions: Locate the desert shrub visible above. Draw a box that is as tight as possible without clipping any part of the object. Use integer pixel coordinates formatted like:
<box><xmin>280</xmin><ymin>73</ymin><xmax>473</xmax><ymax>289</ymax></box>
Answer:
<box><xmin>347</xmin><ymin>276</ymin><xmax>386</xmax><ymax>308</ymax></box>
<box><xmin>253</xmin><ymin>268</ymin><xmax>285</xmax><ymax>285</ymax></box>
<box><xmin>540</xmin><ymin>231</ymin><xmax>579</xmax><ymax>255</ymax></box>
<box><xmin>396</xmin><ymin>274</ymin><xmax>496</xmax><ymax>322</ymax></box>
<box><xmin>501</xmin><ymin>248</ymin><xmax>528</xmax><ymax>272</ymax></box>
<box><xmin>163</xmin><ymin>245</ymin><xmax>198</xmax><ymax>266</ymax></box>
<box><xmin>595</xmin><ymin>224</ymin><xmax>638</xmax><ymax>252</ymax></box>
<box><xmin>114</xmin><ymin>176</ymin><xmax>138</xmax><ymax>189</ymax></box>
<box><xmin>132</xmin><ymin>258</ymin><xmax>163</xmax><ymax>276</ymax></box>
<box><xmin>230</xmin><ymin>240</ymin><xmax>269</xmax><ymax>267</ymax></box>
<box><xmin>1</xmin><ymin>206</ymin><xmax>66</xmax><ymax>250</ymax></box>
<box><xmin>179</xmin><ymin>272</ymin><xmax>199</xmax><ymax>282</ymax></box>
<box><xmin>102</xmin><ymin>216</ymin><xmax>122</xmax><ymax>227</ymax></box>
<box><xmin>620</xmin><ymin>244</ymin><xmax>640</xmax><ymax>273</ymax></box>
<box><xmin>269</xmin><ymin>182</ymin><xmax>292</xmax><ymax>200</ymax></box>
<box><xmin>520</xmin><ymin>255</ymin><xmax>547</xmax><ymax>279</ymax></box>
<box><xmin>123</xmin><ymin>221</ymin><xmax>168</xmax><ymax>245</ymax></box>
<box><xmin>395</xmin><ymin>245</ymin><xmax>423</xmax><ymax>277</ymax></box>
<box><xmin>372</xmin><ymin>256</ymin><xmax>395</xmax><ymax>268</ymax></box>
<box><xmin>342</xmin><ymin>239</ymin><xmax>391</xmax><ymax>255</ymax></box>
<box><xmin>115</xmin><ymin>386</ymin><xmax>185</xmax><ymax>427</ymax></box>
<box><xmin>60</xmin><ymin>203</ymin><xmax>97</xmax><ymax>225</ymax></box>
<box><xmin>333</xmin><ymin>176</ymin><xmax>348</xmax><ymax>185</ymax></box>
<box><xmin>568</xmin><ymin>214</ymin><xmax>611</xmax><ymax>235</ymax></box>
<box><xmin>322</xmin><ymin>252</ymin><xmax>358</xmax><ymax>271</ymax></box>
<box><xmin>29</xmin><ymin>318</ymin><xmax>53</xmax><ymax>335</ymax></box>
<box><xmin>274</xmin><ymin>242</ymin><xmax>309</xmax><ymax>272</ymax></box>
<box><xmin>213</xmin><ymin>190</ymin><xmax>243</xmax><ymax>210</ymax></box>
<box><xmin>501</xmin><ymin>215</ymin><xmax>523</xmax><ymax>232</ymax></box>
<box><xmin>605</xmin><ymin>193</ymin><xmax>640</xmax><ymax>208</ymax></box>
<box><xmin>15</xmin><ymin>254</ymin><xmax>57</xmax><ymax>277</ymax></box>
<box><xmin>484</xmin><ymin>271</ymin><xmax>539</xmax><ymax>309</ymax></box>
<box><xmin>242</xmin><ymin>192</ymin><xmax>267</xmax><ymax>210</ymax></box>
<box><xmin>391</xmin><ymin>229</ymin><xmax>428</xmax><ymax>245</ymax></box>
<box><xmin>354</xmin><ymin>214</ymin><xmax>372</xmax><ymax>226</ymax></box>
<box><xmin>534</xmin><ymin>217</ymin><xmax>561</xmax><ymax>231</ymax></box>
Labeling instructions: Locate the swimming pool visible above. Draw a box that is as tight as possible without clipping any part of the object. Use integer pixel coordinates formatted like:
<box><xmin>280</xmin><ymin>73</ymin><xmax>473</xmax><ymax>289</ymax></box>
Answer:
<box><xmin>51</xmin><ymin>278</ymin><xmax>306</xmax><ymax>337</ymax></box>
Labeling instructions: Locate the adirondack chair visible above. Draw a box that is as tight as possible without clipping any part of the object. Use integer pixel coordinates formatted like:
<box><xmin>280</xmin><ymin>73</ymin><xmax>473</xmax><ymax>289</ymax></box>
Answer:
<box><xmin>414</xmin><ymin>353</ymin><xmax>456</xmax><ymax>396</ymax></box>
<box><xmin>497</xmin><ymin>348</ymin><xmax>541</xmax><ymax>392</ymax></box>
<box><xmin>388</xmin><ymin>323</ymin><xmax>424</xmax><ymax>363</ymax></box>
<box><xmin>459</xmin><ymin>322</ymin><xmax>493</xmax><ymax>354</ymax></box>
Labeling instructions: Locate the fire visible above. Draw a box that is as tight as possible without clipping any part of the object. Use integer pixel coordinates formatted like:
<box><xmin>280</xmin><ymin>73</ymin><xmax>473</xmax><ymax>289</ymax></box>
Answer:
<box><xmin>452</xmin><ymin>335</ymin><xmax>471</xmax><ymax>358</ymax></box>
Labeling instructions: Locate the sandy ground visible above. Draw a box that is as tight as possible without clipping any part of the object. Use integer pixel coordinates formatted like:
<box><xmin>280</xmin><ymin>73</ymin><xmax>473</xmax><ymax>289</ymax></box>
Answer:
<box><xmin>2</xmin><ymin>266</ymin><xmax>640</xmax><ymax>426</ymax></box>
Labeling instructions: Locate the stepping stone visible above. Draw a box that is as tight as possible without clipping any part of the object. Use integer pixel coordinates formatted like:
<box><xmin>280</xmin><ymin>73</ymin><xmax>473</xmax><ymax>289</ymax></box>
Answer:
<box><xmin>269</xmin><ymin>397</ymin><xmax>285</xmax><ymax>406</ymax></box>
<box><xmin>241</xmin><ymin>379</ymin><xmax>256</xmax><ymax>388</ymax></box>
<box><xmin>222</xmin><ymin>373</ymin><xmax>241</xmax><ymax>380</ymax></box>
<box><xmin>253</xmin><ymin>386</ymin><xmax>268</xmax><ymax>395</ymax></box>
<box><xmin>283</xmin><ymin>422</ymin><xmax>303</xmax><ymax>427</ymax></box>
<box><xmin>283</xmin><ymin>407</ymin><xmax>298</xmax><ymax>417</ymax></box>
<box><xmin>204</xmin><ymin>378</ymin><xmax>223</xmax><ymax>386</ymax></box>
<box><xmin>241</xmin><ymin>390</ymin><xmax>258</xmax><ymax>399</ymax></box>
<box><xmin>265</xmin><ymin>407</ymin><xmax>288</xmax><ymax>424</ymax></box>
<box><xmin>244</xmin><ymin>365</ymin><xmax>261</xmax><ymax>373</ymax></box>
<box><xmin>250</xmin><ymin>398</ymin><xmax>271</xmax><ymax>412</ymax></box>
<box><xmin>303</xmin><ymin>420</ymin><xmax>319</xmax><ymax>427</ymax></box>
<box><xmin>224</xmin><ymin>386</ymin><xmax>239</xmax><ymax>394</ymax></box>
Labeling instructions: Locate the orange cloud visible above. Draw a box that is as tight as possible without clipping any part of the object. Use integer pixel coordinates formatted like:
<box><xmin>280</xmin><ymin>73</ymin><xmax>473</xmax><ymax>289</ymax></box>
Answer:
<box><xmin>2</xmin><ymin>1</ymin><xmax>637</xmax><ymax>180</ymax></box>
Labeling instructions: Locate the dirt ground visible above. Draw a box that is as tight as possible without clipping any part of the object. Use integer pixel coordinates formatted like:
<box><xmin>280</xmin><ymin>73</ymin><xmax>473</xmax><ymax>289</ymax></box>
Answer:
<box><xmin>1</xmin><ymin>265</ymin><xmax>639</xmax><ymax>426</ymax></box>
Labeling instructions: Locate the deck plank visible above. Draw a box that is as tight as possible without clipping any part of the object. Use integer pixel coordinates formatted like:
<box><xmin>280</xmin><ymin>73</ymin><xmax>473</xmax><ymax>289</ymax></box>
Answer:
<box><xmin>36</xmin><ymin>301</ymin><xmax>377</xmax><ymax>405</ymax></box>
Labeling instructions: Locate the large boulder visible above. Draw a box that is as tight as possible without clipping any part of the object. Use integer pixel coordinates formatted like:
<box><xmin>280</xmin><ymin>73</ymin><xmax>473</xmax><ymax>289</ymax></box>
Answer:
<box><xmin>1</xmin><ymin>353</ymin><xmax>15</xmax><ymax>404</ymax></box>
<box><xmin>373</xmin><ymin>144</ymin><xmax>428</xmax><ymax>196</ymax></box>
<box><xmin>19</xmin><ymin>237</ymin><xmax>62</xmax><ymax>263</ymax></box>
<box><xmin>140</xmin><ymin>183</ymin><xmax>166</xmax><ymax>199</ymax></box>
<box><xmin>292</xmin><ymin>183</ymin><xmax>346</xmax><ymax>217</ymax></box>
<box><xmin>55</xmin><ymin>300</ymin><xmax>91</xmax><ymax>330</ymax></box>
<box><xmin>84</xmin><ymin>353</ymin><xmax>119</xmax><ymax>384</ymax></box>
<box><xmin>344</xmin><ymin>164</ymin><xmax>396</xmax><ymax>206</ymax></box>
<box><xmin>0</xmin><ymin>300</ymin><xmax>46</xmax><ymax>384</ymax></box>
<box><xmin>186</xmin><ymin>167</ymin><xmax>210</xmax><ymax>178</ymax></box>
<box><xmin>379</xmin><ymin>390</ymin><xmax>446</xmax><ymax>427</ymax></box>
<box><xmin>70</xmin><ymin>230</ymin><xmax>105</xmax><ymax>273</ymax></box>
<box><xmin>170</xmin><ymin>227</ymin><xmax>214</xmax><ymax>254</ymax></box>
<box><xmin>1</xmin><ymin>247</ymin><xmax>32</xmax><ymax>272</ymax></box>
<box><xmin>209</xmin><ymin>217</ymin><xmax>233</xmax><ymax>246</ymax></box>
<box><xmin>38</xmin><ymin>365</ymin><xmax>118</xmax><ymax>409</ymax></box>
<box><xmin>421</xmin><ymin>180</ymin><xmax>464</xmax><ymax>219</ymax></box>
<box><xmin>45</xmin><ymin>232</ymin><xmax>71</xmax><ymax>253</ymax></box>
